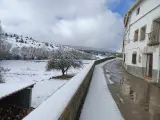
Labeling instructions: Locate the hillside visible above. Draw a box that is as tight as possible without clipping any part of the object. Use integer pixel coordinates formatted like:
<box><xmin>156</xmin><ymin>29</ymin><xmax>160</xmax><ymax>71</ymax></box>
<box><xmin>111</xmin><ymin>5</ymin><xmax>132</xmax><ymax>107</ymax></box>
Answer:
<box><xmin>64</xmin><ymin>45</ymin><xmax>117</xmax><ymax>54</ymax></box>
<box><xmin>0</xmin><ymin>33</ymin><xmax>72</xmax><ymax>60</ymax></box>
<box><xmin>0</xmin><ymin>33</ymin><xmax>96</xmax><ymax>60</ymax></box>
<box><xmin>2</xmin><ymin>33</ymin><xmax>58</xmax><ymax>51</ymax></box>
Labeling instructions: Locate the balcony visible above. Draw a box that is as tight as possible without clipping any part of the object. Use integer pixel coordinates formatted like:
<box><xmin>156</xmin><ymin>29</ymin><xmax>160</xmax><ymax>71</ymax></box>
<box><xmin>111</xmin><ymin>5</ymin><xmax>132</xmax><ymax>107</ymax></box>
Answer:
<box><xmin>148</xmin><ymin>29</ymin><xmax>160</xmax><ymax>46</ymax></box>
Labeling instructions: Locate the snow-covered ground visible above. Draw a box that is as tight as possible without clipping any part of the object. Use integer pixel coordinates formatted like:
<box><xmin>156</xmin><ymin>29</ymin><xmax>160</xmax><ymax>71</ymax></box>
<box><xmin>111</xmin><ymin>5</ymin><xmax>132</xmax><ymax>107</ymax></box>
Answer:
<box><xmin>23</xmin><ymin>61</ymin><xmax>95</xmax><ymax>120</ymax></box>
<box><xmin>95</xmin><ymin>55</ymin><xmax>108</xmax><ymax>59</ymax></box>
<box><xmin>0</xmin><ymin>60</ymin><xmax>91</xmax><ymax>108</ymax></box>
<box><xmin>80</xmin><ymin>59</ymin><xmax>124</xmax><ymax>120</ymax></box>
<box><xmin>6</xmin><ymin>36</ymin><xmax>58</xmax><ymax>51</ymax></box>
<box><xmin>0</xmin><ymin>60</ymin><xmax>83</xmax><ymax>83</ymax></box>
<box><xmin>31</xmin><ymin>80</ymin><xmax>67</xmax><ymax>108</ymax></box>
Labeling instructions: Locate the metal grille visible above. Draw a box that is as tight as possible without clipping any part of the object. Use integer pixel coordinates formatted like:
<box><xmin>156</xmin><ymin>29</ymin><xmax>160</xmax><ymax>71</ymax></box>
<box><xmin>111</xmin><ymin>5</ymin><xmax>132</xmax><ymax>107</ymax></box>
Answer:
<box><xmin>148</xmin><ymin>29</ymin><xmax>160</xmax><ymax>46</ymax></box>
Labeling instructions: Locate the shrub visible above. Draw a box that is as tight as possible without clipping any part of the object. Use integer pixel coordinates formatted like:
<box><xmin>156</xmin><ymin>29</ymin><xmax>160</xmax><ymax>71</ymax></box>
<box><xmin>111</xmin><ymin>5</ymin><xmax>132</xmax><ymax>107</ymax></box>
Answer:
<box><xmin>47</xmin><ymin>48</ymin><xmax>82</xmax><ymax>76</ymax></box>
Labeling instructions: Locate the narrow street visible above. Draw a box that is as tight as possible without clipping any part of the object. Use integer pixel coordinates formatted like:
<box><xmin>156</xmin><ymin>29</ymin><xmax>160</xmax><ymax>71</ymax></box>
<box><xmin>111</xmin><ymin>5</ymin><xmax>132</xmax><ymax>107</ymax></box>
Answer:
<box><xmin>103</xmin><ymin>59</ymin><xmax>160</xmax><ymax>120</ymax></box>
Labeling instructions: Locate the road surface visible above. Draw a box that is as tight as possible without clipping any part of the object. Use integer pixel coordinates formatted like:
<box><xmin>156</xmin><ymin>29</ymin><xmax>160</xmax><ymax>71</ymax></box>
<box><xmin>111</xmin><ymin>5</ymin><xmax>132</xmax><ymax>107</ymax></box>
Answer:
<box><xmin>103</xmin><ymin>59</ymin><xmax>160</xmax><ymax>120</ymax></box>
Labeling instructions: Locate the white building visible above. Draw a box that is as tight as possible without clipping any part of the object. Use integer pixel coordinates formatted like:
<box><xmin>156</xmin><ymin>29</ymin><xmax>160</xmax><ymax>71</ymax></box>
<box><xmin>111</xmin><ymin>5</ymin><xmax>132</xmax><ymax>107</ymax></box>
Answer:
<box><xmin>123</xmin><ymin>0</ymin><xmax>160</xmax><ymax>82</ymax></box>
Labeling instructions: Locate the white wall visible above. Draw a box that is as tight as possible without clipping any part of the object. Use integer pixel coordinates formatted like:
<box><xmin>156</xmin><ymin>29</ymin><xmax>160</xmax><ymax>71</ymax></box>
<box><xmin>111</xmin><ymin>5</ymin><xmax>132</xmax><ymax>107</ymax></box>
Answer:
<box><xmin>124</xmin><ymin>0</ymin><xmax>160</xmax><ymax>70</ymax></box>
<box><xmin>130</xmin><ymin>0</ymin><xmax>160</xmax><ymax>24</ymax></box>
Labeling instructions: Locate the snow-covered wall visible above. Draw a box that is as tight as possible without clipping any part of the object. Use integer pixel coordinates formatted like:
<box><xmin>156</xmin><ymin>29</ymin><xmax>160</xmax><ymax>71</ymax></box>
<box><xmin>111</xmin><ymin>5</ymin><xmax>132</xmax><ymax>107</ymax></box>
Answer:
<box><xmin>23</xmin><ymin>57</ymin><xmax>115</xmax><ymax>120</ymax></box>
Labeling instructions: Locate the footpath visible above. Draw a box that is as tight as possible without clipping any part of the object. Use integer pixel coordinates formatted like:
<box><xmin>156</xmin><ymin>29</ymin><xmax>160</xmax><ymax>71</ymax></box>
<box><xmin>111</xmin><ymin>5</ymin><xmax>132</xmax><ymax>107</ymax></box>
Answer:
<box><xmin>80</xmin><ymin>59</ymin><xmax>123</xmax><ymax>120</ymax></box>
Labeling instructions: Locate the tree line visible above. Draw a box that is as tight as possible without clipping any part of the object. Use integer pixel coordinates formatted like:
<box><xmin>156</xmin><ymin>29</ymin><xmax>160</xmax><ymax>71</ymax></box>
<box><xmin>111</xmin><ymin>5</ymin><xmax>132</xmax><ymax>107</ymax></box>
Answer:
<box><xmin>0</xmin><ymin>23</ymin><xmax>95</xmax><ymax>60</ymax></box>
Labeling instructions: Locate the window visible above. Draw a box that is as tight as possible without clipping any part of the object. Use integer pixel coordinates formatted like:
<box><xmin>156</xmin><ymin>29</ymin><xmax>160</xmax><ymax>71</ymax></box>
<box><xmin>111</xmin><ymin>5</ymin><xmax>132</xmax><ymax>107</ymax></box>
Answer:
<box><xmin>132</xmin><ymin>52</ymin><xmax>137</xmax><ymax>64</ymax></box>
<box><xmin>136</xmin><ymin>7</ymin><xmax>140</xmax><ymax>15</ymax></box>
<box><xmin>140</xmin><ymin>26</ymin><xmax>146</xmax><ymax>41</ymax></box>
<box><xmin>134</xmin><ymin>29</ymin><xmax>139</xmax><ymax>42</ymax></box>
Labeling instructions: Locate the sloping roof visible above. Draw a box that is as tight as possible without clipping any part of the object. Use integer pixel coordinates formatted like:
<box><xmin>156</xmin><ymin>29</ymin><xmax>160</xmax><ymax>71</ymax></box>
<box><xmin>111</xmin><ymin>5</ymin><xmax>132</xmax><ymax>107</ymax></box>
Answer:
<box><xmin>0</xmin><ymin>82</ymin><xmax>35</xmax><ymax>100</ymax></box>
<box><xmin>128</xmin><ymin>0</ymin><xmax>144</xmax><ymax>13</ymax></box>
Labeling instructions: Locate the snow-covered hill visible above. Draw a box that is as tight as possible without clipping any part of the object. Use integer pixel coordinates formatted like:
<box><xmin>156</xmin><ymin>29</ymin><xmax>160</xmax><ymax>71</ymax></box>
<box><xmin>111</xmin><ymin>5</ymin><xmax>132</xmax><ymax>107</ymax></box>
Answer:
<box><xmin>1</xmin><ymin>33</ymin><xmax>95</xmax><ymax>60</ymax></box>
<box><xmin>0</xmin><ymin>23</ymin><xmax>97</xmax><ymax>60</ymax></box>
<box><xmin>0</xmin><ymin>33</ymin><xmax>68</xmax><ymax>60</ymax></box>
<box><xmin>3</xmin><ymin>33</ymin><xmax>58</xmax><ymax>51</ymax></box>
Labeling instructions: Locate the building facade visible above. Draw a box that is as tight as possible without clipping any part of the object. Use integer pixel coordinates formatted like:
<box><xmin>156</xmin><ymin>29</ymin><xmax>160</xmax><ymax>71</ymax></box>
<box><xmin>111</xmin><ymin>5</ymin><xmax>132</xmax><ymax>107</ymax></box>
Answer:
<box><xmin>123</xmin><ymin>0</ymin><xmax>160</xmax><ymax>82</ymax></box>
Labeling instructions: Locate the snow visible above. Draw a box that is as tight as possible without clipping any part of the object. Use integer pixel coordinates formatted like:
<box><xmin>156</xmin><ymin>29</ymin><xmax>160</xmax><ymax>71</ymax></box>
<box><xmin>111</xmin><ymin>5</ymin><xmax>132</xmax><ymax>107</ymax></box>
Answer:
<box><xmin>106</xmin><ymin>74</ymin><xmax>114</xmax><ymax>84</ymax></box>
<box><xmin>0</xmin><ymin>82</ymin><xmax>34</xmax><ymax>100</ymax></box>
<box><xmin>80</xmin><ymin>59</ymin><xmax>124</xmax><ymax>120</ymax></box>
<box><xmin>6</xmin><ymin>37</ymin><xmax>57</xmax><ymax>51</ymax></box>
<box><xmin>104</xmin><ymin>59</ymin><xmax>118</xmax><ymax>84</ymax></box>
<box><xmin>0</xmin><ymin>60</ymin><xmax>91</xmax><ymax>108</ymax></box>
<box><xmin>5</xmin><ymin>36</ymin><xmax>81</xmax><ymax>53</ymax></box>
<box><xmin>31</xmin><ymin>80</ymin><xmax>67</xmax><ymax>108</ymax></box>
<box><xmin>96</xmin><ymin>55</ymin><xmax>107</xmax><ymax>59</ymax></box>
<box><xmin>1</xmin><ymin>60</ymin><xmax>83</xmax><ymax>83</ymax></box>
<box><xmin>23</xmin><ymin>61</ymin><xmax>95</xmax><ymax>120</ymax></box>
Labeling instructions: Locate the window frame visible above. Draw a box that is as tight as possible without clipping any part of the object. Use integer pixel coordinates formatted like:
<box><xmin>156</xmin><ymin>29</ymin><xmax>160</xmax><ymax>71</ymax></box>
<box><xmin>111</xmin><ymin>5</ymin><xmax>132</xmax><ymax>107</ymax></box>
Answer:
<box><xmin>132</xmin><ymin>52</ymin><xmax>137</xmax><ymax>64</ymax></box>
<box><xmin>134</xmin><ymin>29</ymin><xmax>139</xmax><ymax>42</ymax></box>
<box><xmin>136</xmin><ymin>7</ymin><xmax>140</xmax><ymax>15</ymax></box>
<box><xmin>140</xmin><ymin>25</ymin><xmax>146</xmax><ymax>41</ymax></box>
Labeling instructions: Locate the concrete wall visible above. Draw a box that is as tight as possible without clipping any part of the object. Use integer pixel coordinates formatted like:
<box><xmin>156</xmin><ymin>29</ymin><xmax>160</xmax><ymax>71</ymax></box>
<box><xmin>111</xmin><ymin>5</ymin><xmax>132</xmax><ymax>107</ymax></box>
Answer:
<box><xmin>124</xmin><ymin>0</ymin><xmax>160</xmax><ymax>82</ymax></box>
<box><xmin>130</xmin><ymin>0</ymin><xmax>160</xmax><ymax>24</ymax></box>
<box><xmin>0</xmin><ymin>86</ymin><xmax>33</xmax><ymax>109</ymax></box>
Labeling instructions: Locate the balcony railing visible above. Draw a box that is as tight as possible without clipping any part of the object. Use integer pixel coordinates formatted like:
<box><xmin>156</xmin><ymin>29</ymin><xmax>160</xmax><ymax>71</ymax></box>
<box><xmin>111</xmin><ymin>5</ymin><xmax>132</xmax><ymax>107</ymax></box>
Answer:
<box><xmin>148</xmin><ymin>29</ymin><xmax>160</xmax><ymax>46</ymax></box>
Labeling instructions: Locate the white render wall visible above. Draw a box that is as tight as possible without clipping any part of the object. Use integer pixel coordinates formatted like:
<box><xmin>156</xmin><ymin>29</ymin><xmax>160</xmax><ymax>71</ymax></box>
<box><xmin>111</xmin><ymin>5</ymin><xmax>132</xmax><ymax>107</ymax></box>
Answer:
<box><xmin>124</xmin><ymin>0</ymin><xmax>160</xmax><ymax>70</ymax></box>
<box><xmin>130</xmin><ymin>0</ymin><xmax>160</xmax><ymax>24</ymax></box>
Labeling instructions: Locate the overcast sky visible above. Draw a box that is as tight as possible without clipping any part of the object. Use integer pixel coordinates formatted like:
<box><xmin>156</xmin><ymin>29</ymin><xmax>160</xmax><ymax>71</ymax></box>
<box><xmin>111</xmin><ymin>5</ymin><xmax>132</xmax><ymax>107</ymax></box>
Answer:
<box><xmin>0</xmin><ymin>0</ymin><xmax>135</xmax><ymax>51</ymax></box>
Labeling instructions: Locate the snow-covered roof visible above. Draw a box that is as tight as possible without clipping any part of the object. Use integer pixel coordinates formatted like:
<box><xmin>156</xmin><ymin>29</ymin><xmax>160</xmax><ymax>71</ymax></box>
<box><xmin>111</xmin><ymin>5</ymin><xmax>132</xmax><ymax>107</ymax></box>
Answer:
<box><xmin>23</xmin><ymin>61</ymin><xmax>95</xmax><ymax>120</ymax></box>
<box><xmin>0</xmin><ymin>82</ymin><xmax>35</xmax><ymax>100</ymax></box>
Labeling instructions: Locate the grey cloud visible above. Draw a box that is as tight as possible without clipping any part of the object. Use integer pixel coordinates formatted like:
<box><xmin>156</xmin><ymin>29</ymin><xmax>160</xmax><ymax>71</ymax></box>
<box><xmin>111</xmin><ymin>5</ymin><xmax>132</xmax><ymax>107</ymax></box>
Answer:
<box><xmin>0</xmin><ymin>0</ymin><xmax>124</xmax><ymax>51</ymax></box>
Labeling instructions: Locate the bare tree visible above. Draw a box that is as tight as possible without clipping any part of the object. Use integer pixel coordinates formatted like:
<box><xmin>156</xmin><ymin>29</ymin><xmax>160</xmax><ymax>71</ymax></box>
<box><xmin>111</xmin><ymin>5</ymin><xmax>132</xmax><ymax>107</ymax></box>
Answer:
<box><xmin>0</xmin><ymin>21</ymin><xmax>3</xmax><ymax>58</ymax></box>
<box><xmin>0</xmin><ymin>22</ymin><xmax>11</xmax><ymax>60</ymax></box>
<box><xmin>0</xmin><ymin>22</ymin><xmax>5</xmax><ymax>83</ymax></box>
<box><xmin>46</xmin><ymin>48</ymin><xmax>82</xmax><ymax>76</ymax></box>
<box><xmin>0</xmin><ymin>67</ymin><xmax>6</xmax><ymax>83</ymax></box>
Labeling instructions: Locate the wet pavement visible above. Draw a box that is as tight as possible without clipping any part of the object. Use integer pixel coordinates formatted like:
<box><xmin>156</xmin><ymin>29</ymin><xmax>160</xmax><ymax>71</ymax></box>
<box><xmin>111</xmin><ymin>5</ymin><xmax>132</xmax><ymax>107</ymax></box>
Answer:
<box><xmin>103</xmin><ymin>59</ymin><xmax>160</xmax><ymax>120</ymax></box>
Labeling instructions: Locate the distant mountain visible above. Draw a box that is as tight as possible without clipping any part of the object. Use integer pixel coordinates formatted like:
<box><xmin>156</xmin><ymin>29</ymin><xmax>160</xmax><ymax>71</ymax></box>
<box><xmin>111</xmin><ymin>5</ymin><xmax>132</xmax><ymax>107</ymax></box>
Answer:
<box><xmin>63</xmin><ymin>45</ymin><xmax>117</xmax><ymax>54</ymax></box>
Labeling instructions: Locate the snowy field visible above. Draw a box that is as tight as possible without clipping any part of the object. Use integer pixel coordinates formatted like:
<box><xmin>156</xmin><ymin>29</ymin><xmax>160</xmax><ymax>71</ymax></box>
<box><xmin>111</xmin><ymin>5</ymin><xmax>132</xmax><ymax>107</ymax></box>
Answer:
<box><xmin>0</xmin><ymin>60</ymin><xmax>91</xmax><ymax>108</ymax></box>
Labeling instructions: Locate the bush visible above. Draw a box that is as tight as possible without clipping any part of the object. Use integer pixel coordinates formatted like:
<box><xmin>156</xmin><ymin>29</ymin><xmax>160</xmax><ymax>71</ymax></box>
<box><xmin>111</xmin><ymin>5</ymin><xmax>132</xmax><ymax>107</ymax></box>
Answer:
<box><xmin>116</xmin><ymin>53</ymin><xmax>123</xmax><ymax>58</ymax></box>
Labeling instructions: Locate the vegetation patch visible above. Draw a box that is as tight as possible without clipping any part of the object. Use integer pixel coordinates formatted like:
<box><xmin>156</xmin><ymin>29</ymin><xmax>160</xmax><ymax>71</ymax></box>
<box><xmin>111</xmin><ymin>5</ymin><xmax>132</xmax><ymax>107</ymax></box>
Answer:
<box><xmin>46</xmin><ymin>48</ymin><xmax>83</xmax><ymax>76</ymax></box>
<box><xmin>49</xmin><ymin>74</ymin><xmax>74</xmax><ymax>80</ymax></box>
